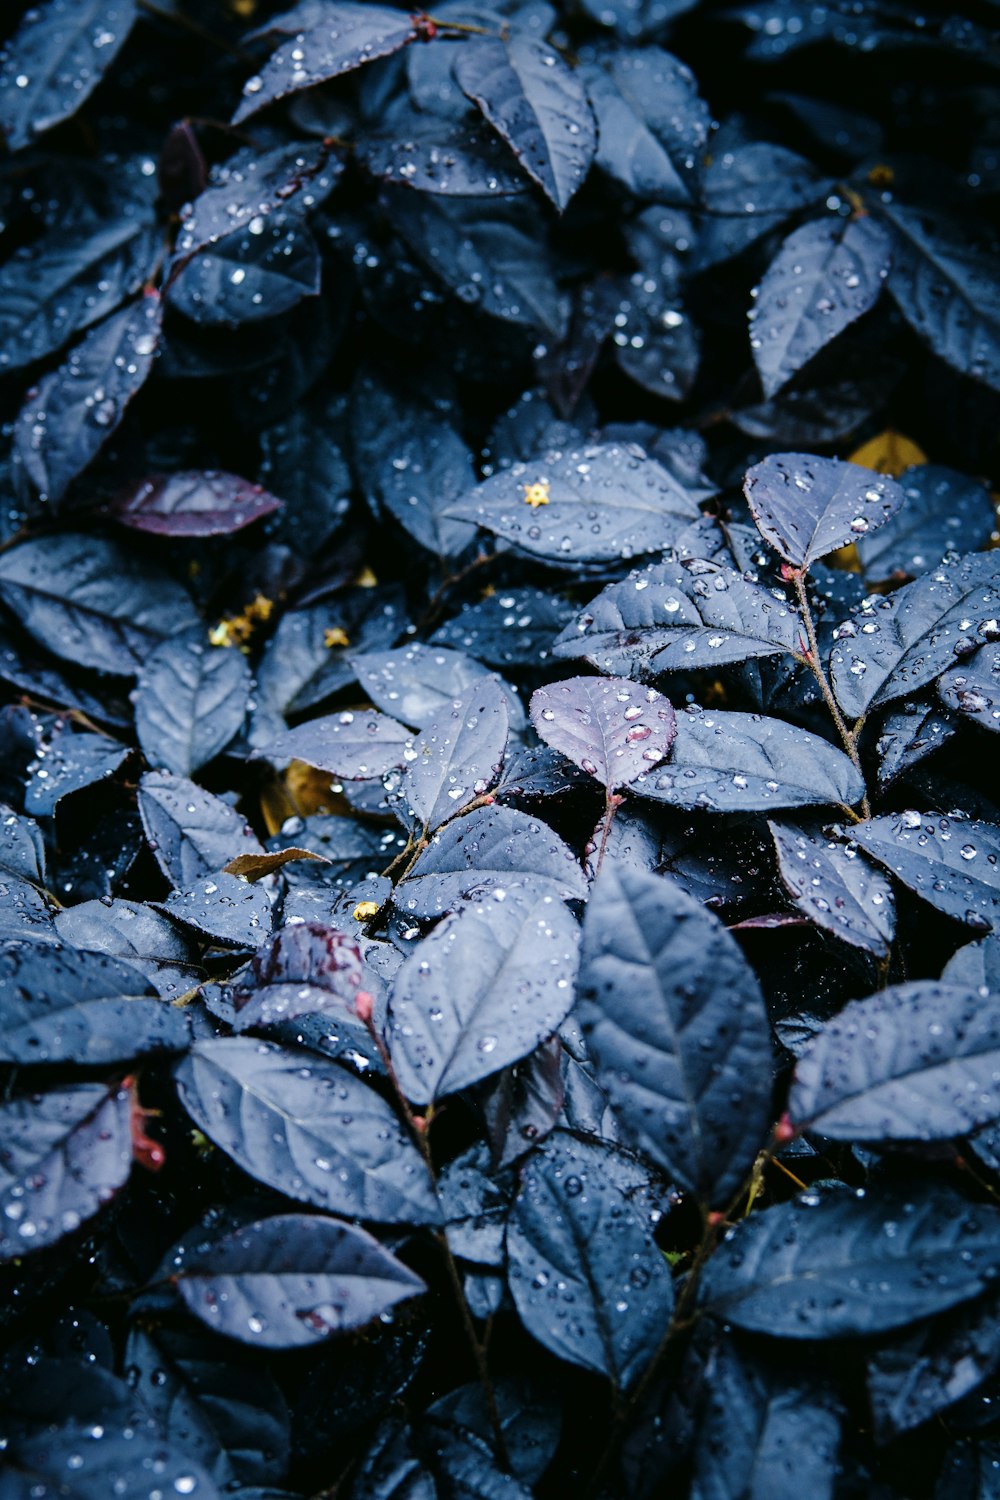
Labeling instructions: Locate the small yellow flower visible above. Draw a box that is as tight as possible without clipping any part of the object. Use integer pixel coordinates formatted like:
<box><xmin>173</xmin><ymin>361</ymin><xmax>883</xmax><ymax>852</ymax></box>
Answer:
<box><xmin>324</xmin><ymin>626</ymin><xmax>350</xmax><ymax>649</ymax></box>
<box><xmin>353</xmin><ymin>900</ymin><xmax>380</xmax><ymax>921</ymax></box>
<box><xmin>523</xmin><ymin>480</ymin><xmax>550</xmax><ymax>508</ymax></box>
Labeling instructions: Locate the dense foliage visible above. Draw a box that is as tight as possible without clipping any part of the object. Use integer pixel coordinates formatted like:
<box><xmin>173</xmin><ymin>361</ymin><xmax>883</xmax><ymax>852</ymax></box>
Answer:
<box><xmin>2</xmin><ymin>0</ymin><xmax>1000</xmax><ymax>1495</ymax></box>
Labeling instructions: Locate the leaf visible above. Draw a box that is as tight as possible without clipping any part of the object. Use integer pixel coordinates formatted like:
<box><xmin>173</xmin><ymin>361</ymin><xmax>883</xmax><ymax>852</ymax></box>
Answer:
<box><xmin>578</xmin><ymin>0</ymin><xmax>699</xmax><ymax>38</ymax></box>
<box><xmin>125</xmin><ymin>1323</ymin><xmax>290</xmax><ymax>1488</ymax></box>
<box><xmin>388</xmin><ymin>189</ymin><xmax>566</xmax><ymax>336</ymax></box>
<box><xmin>175</xmin><ymin>1038</ymin><xmax>439</xmax><ymax>1224</ymax></box>
<box><xmin>829</xmin><ymin>551</ymin><xmax>1000</xmax><ymax>722</ymax></box>
<box><xmin>750</xmin><ymin>215</ymin><xmax>892</xmax><ymax>398</ymax></box>
<box><xmin>551</xmin><ymin>559</ymin><xmax>805</xmax><ymax>677</ymax></box>
<box><xmin>632</xmin><ymin>706</ymin><xmax>866</xmax><ymax>812</ymax></box>
<box><xmin>0</xmin><ymin>942</ymin><xmax>189</xmax><ymax>1066</ymax></box>
<box><xmin>25</xmin><ymin>725</ymin><xmax>129</xmax><ymax>816</ymax></box>
<box><xmin>856</xmin><ymin>465</ymin><xmax>996</xmax><ymax>580</ymax></box>
<box><xmin>6</xmin><ymin>1418</ymin><xmax>219</xmax><ymax>1500</ymax></box>
<box><xmin>743</xmin><ymin>451</ymin><xmax>905</xmax><ymax>570</ymax></box>
<box><xmin>352</xmin><ymin>644</ymin><xmax>516</xmax><ymax>730</ymax></box>
<box><xmin>233</xmin><ymin>3</ymin><xmax>418</xmax><ymax>123</ymax></box>
<box><xmin>940</xmin><ymin>644</ymin><xmax>1000</xmax><ymax>732</ymax></box>
<box><xmin>879</xmin><ymin>203</ymin><xmax>1000</xmax><ymax>394</ymax></box>
<box><xmin>0</xmin><ymin>0</ymin><xmax>139</xmax><ymax>152</ymax></box>
<box><xmin>138</xmin><ymin>769</ymin><xmax>264</xmax><ymax>889</ymax></box>
<box><xmin>160</xmin><ymin>872</ymin><xmax>272</xmax><ymax>951</ymax></box>
<box><xmin>0</xmin><ymin>803</ymin><xmax>46</xmax><ymax>884</ymax></box>
<box><xmin>255</xmin><ymin>585</ymin><xmax>406</xmax><ymax>721</ymax></box>
<box><xmin>230</xmin><ymin>920</ymin><xmax>365</xmax><ymax>1030</ymax></box>
<box><xmin>173</xmin><ymin>1213</ymin><xmax>425</xmax><ymax>1348</ymax></box>
<box><xmin>0</xmin><ymin>533</ymin><xmax>198</xmax><ymax>677</ymax></box>
<box><xmin>15</xmin><ymin>294</ymin><xmax>164</xmax><ymax>504</ymax></box>
<box><xmin>254</xmin><ymin>707</ymin><xmax>412</xmax><ymax>780</ymax></box>
<box><xmin>584</xmin><ymin>46</ymin><xmax>709</xmax><ymax>204</ymax></box>
<box><xmin>529</xmin><ymin>676</ymin><xmax>675</xmax><ymax>790</ymax></box>
<box><xmin>432</xmin><ymin>586</ymin><xmax>575</xmax><ymax>670</ymax></box>
<box><xmin>134</xmin><ymin>628</ymin><xmax>251</xmax><ymax>777</ymax></box>
<box><xmin>0</xmin><ymin>1082</ymin><xmax>131</xmax><ymax>1261</ymax></box>
<box><xmin>397</xmin><ymin>803</ymin><xmax>587</xmax><ymax>918</ymax></box>
<box><xmin>359</xmin><ymin>104</ymin><xmax>531</xmax><ymax>198</ymax></box>
<box><xmin>0</xmin><ymin>212</ymin><xmax>159</xmax><ymax>373</ymax></box>
<box><xmin>700</xmin><ymin>1183</ymin><xmax>1000</xmax><ymax>1337</ymax></box>
<box><xmin>446</xmin><ymin>443</ymin><xmax>702</xmax><ymax>564</ymax></box>
<box><xmin>53</xmin><ymin>896</ymin><xmax>199</xmax><ymax>999</ymax></box>
<box><xmin>769</xmin><ymin>819</ymin><xmax>895</xmax><ymax>956</ymax></box>
<box><xmin>576</xmin><ymin>865</ymin><xmax>773</xmax><ymax>1203</ymax></box>
<box><xmin>506</xmin><ymin>1134</ymin><xmax>674</xmax><ymax>1388</ymax></box>
<box><xmin>867</xmin><ymin>1289</ymin><xmax>1000</xmax><ymax>1443</ymax></box>
<box><xmin>693</xmin><ymin>140</ymin><xmax>832</xmax><ymax>271</ymax></box>
<box><xmin>167</xmin><ymin>212</ymin><xmax>322</xmax><ymax>328</ymax></box>
<box><xmin>110</xmin><ymin>470</ymin><xmax>282</xmax><ymax>538</ymax></box>
<box><xmin>387</xmin><ymin>887</ymin><xmax>579</xmax><ymax>1105</ymax></box>
<box><xmin>424</xmin><ymin>1378</ymin><xmax>562</xmax><ymax>1489</ymax></box>
<box><xmin>390</xmin><ymin>678</ymin><xmax>510</xmax><ymax>834</ymax></box>
<box><xmin>174</xmin><ymin>140</ymin><xmax>336</xmax><ymax>258</ymax></box>
<box><xmin>455</xmin><ymin>33</ymin><xmax>596</xmax><ymax>212</ymax></box>
<box><xmin>849</xmin><ymin>811</ymin><xmax>1000</xmax><ymax>933</ymax></box>
<box><xmin>224</xmin><ymin>846</ymin><xmax>329</xmax><ymax>880</ymax></box>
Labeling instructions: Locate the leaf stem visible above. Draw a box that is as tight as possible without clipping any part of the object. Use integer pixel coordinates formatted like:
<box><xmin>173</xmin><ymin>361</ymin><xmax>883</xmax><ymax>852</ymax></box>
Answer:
<box><xmin>592</xmin><ymin>791</ymin><xmax>623</xmax><ymax>878</ymax></box>
<box><xmin>791</xmin><ymin>572</ymin><xmax>870</xmax><ymax>819</ymax></box>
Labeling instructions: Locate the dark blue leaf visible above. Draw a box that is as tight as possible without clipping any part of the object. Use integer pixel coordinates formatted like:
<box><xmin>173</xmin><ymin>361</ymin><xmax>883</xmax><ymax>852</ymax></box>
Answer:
<box><xmin>744</xmin><ymin>451</ymin><xmax>904</xmax><ymax>570</ymax></box>
<box><xmin>940</xmin><ymin>645</ymin><xmax>1000</xmax><ymax>734</ymax></box>
<box><xmin>856</xmin><ymin>465</ymin><xmax>996</xmax><ymax>580</ymax></box>
<box><xmin>174</xmin><ymin>141</ymin><xmax>337</xmax><ymax>259</ymax></box>
<box><xmin>359</xmin><ymin>103</ymin><xmax>531</xmax><ymax>197</ymax></box>
<box><xmin>138</xmin><ymin>770</ymin><xmax>264</xmax><ymax>888</ymax></box>
<box><xmin>255</xmin><ymin>586</ymin><xmax>406</xmax><ymax>722</ymax></box>
<box><xmin>168</xmin><ymin>213</ymin><xmax>322</xmax><ymax>328</ymax></box>
<box><xmin>25</xmin><ymin>724</ymin><xmax>129</xmax><ymax>816</ymax></box>
<box><xmin>584</xmin><ymin>46</ymin><xmax>708</xmax><ymax>204</ymax></box>
<box><xmin>694</xmin><ymin>141</ymin><xmax>831</xmax><ymax>271</ymax></box>
<box><xmin>160</xmin><ymin>872</ymin><xmax>272</xmax><ymax>952</ymax></box>
<box><xmin>867</xmin><ymin>1290</ymin><xmax>1000</xmax><ymax>1442</ymax></box>
<box><xmin>5</xmin><ymin>1417</ymin><xmax>218</xmax><ymax>1500</ymax></box>
<box><xmin>769</xmin><ymin>819</ymin><xmax>895</xmax><ymax>956</ymax></box>
<box><xmin>352</xmin><ymin>643</ymin><xmax>519</xmax><ymax>729</ymax></box>
<box><xmin>134</xmin><ymin>628</ymin><xmax>251</xmax><ymax>777</ymax></box>
<box><xmin>849</xmin><ymin>811</ymin><xmax>1000</xmax><ymax>933</ymax></box>
<box><xmin>388</xmin><ymin>677</ymin><xmax>510</xmax><ymax>834</ymax></box>
<box><xmin>253</xmin><ymin>707</ymin><xmax>412</xmax><ymax>780</ymax></box>
<box><xmin>431</xmin><ymin>586</ymin><xmax>575</xmax><ymax>668</ymax></box>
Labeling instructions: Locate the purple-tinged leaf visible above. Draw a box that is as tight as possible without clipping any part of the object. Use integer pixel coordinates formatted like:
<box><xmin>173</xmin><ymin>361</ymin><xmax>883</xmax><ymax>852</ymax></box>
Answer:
<box><xmin>577</xmin><ymin>865</ymin><xmax>773</xmax><ymax>1204</ymax></box>
<box><xmin>455</xmin><ymin>33</ymin><xmax>597</xmax><ymax>212</ymax></box>
<box><xmin>0</xmin><ymin>533</ymin><xmax>198</xmax><ymax>677</ymax></box>
<box><xmin>173</xmin><ymin>1213</ymin><xmax>425</xmax><ymax>1348</ymax></box>
<box><xmin>507</xmin><ymin>1134</ymin><xmax>673</xmax><ymax>1387</ymax></box>
<box><xmin>230</xmin><ymin>920</ymin><xmax>365</xmax><ymax>1030</ymax></box>
<box><xmin>174</xmin><ymin>1038</ymin><xmax>440</xmax><ymax>1225</ymax></box>
<box><xmin>829</xmin><ymin>551</ymin><xmax>1000</xmax><ymax>722</ymax></box>
<box><xmin>632</xmin><ymin>707</ymin><xmax>865</xmax><ymax>812</ymax></box>
<box><xmin>138</xmin><ymin>770</ymin><xmax>264</xmax><ymax>889</ymax></box>
<box><xmin>15</xmin><ymin>294</ymin><xmax>163</xmax><ymax>504</ymax></box>
<box><xmin>530</xmin><ymin>676</ymin><xmax>675</xmax><ymax>790</ymax></box>
<box><xmin>0</xmin><ymin>0</ymin><xmax>138</xmax><ymax>152</ymax></box>
<box><xmin>849</xmin><ymin>811</ymin><xmax>1000</xmax><ymax>933</ymax></box>
<box><xmin>552</xmin><ymin>559</ymin><xmax>805</xmax><ymax>677</ymax></box>
<box><xmin>789</xmin><ymin>981</ymin><xmax>1000</xmax><ymax>1141</ymax></box>
<box><xmin>0</xmin><ymin>1082</ymin><xmax>131</xmax><ymax>1261</ymax></box>
<box><xmin>700</xmin><ymin>1184</ymin><xmax>1000</xmax><ymax>1338</ymax></box>
<box><xmin>110</xmin><ymin>470</ymin><xmax>282</xmax><ymax>537</ymax></box>
<box><xmin>769</xmin><ymin>819</ymin><xmax>895</xmax><ymax>957</ymax></box>
<box><xmin>397</xmin><ymin>803</ymin><xmax>587</xmax><ymax>918</ymax></box>
<box><xmin>135</xmin><ymin>628</ymin><xmax>251</xmax><ymax>777</ymax></box>
<box><xmin>254</xmin><ymin>707</ymin><xmax>412</xmax><ymax>779</ymax></box>
<box><xmin>446</xmin><ymin>443</ymin><xmax>702</xmax><ymax>564</ymax></box>
<box><xmin>233</xmin><ymin>3</ymin><xmax>418</xmax><ymax>124</ymax></box>
<box><xmin>387</xmin><ymin>888</ymin><xmax>580</xmax><ymax>1104</ymax></box>
<box><xmin>744</xmin><ymin>451</ymin><xmax>904</xmax><ymax>571</ymax></box>
<box><xmin>750</xmin><ymin>216</ymin><xmax>892</xmax><ymax>398</ymax></box>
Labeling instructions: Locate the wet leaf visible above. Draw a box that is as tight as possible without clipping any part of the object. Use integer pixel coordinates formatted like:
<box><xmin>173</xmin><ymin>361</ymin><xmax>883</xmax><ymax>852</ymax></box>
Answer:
<box><xmin>352</xmin><ymin>643</ymin><xmax>511</xmax><ymax>730</ymax></box>
<box><xmin>856</xmin><ymin>465</ymin><xmax>996</xmax><ymax>580</ymax></box>
<box><xmin>25</xmin><ymin>724</ymin><xmax>129</xmax><ymax>816</ymax></box>
<box><xmin>0</xmin><ymin>0</ymin><xmax>138</xmax><ymax>152</ymax></box>
<box><xmin>0</xmin><ymin>532</ymin><xmax>198</xmax><ymax>677</ymax></box>
<box><xmin>397</xmin><ymin>803</ymin><xmax>587</xmax><ymax>917</ymax></box>
<box><xmin>867</xmin><ymin>1290</ymin><xmax>1000</xmax><ymax>1443</ymax></box>
<box><xmin>744</xmin><ymin>451</ymin><xmax>904</xmax><ymax>571</ymax></box>
<box><xmin>939</xmin><ymin>644</ymin><xmax>1000</xmax><ymax>734</ymax></box>
<box><xmin>693</xmin><ymin>140</ymin><xmax>831</xmax><ymax>271</ymax></box>
<box><xmin>769</xmin><ymin>819</ymin><xmax>895</xmax><ymax>956</ymax></box>
<box><xmin>849</xmin><ymin>812</ymin><xmax>1000</xmax><ymax>933</ymax></box>
<box><xmin>160</xmin><ymin>872</ymin><xmax>272</xmax><ymax>952</ymax></box>
<box><xmin>255</xmin><ymin>585</ymin><xmax>406</xmax><ymax>722</ymax></box>
<box><xmin>233</xmin><ymin>4</ymin><xmax>418</xmax><ymax>124</ymax></box>
<box><xmin>110</xmin><ymin>470</ymin><xmax>282</xmax><ymax>538</ymax></box>
<box><xmin>577</xmin><ymin>865</ymin><xmax>773</xmax><ymax>1203</ymax></box>
<box><xmin>632</xmin><ymin>707</ymin><xmax>866</xmax><ymax>812</ymax></box>
<box><xmin>174</xmin><ymin>1038</ymin><xmax>440</xmax><ymax>1225</ymax></box>
<box><xmin>700</xmin><ymin>1183</ymin><xmax>1000</xmax><ymax>1337</ymax></box>
<box><xmin>584</xmin><ymin>45</ymin><xmax>708</xmax><ymax>204</ymax></box>
<box><xmin>431</xmin><ymin>586</ymin><xmax>575</xmax><ymax>670</ymax></box>
<box><xmin>507</xmin><ymin>1134</ymin><xmax>673</xmax><ymax>1388</ymax></box>
<box><xmin>390</xmin><ymin>678</ymin><xmax>510</xmax><ymax>834</ymax></box>
<box><xmin>138</xmin><ymin>769</ymin><xmax>264</xmax><ymax>888</ymax></box>
<box><xmin>167</xmin><ymin>212</ymin><xmax>322</xmax><ymax>328</ymax></box>
<box><xmin>229</xmin><ymin>920</ymin><xmax>365</xmax><ymax>1030</ymax></box>
<box><xmin>15</xmin><ymin>294</ymin><xmax>163</xmax><ymax>504</ymax></box>
<box><xmin>5</xmin><ymin>1418</ymin><xmax>218</xmax><ymax>1500</ymax></box>
<box><xmin>134</xmin><ymin>628</ymin><xmax>252</xmax><ymax>777</ymax></box>
<box><xmin>455</xmin><ymin>32</ymin><xmax>596</xmax><ymax>212</ymax></box>
<box><xmin>551</xmin><ymin>559</ymin><xmax>805</xmax><ymax>677</ymax></box>
<box><xmin>254</xmin><ymin>707</ymin><xmax>412</xmax><ymax>780</ymax></box>
<box><xmin>174</xmin><ymin>140</ymin><xmax>336</xmax><ymax>258</ymax></box>
<box><xmin>446</xmin><ymin>443</ymin><xmax>702</xmax><ymax>564</ymax></box>
<box><xmin>387</xmin><ymin>887</ymin><xmax>580</xmax><ymax>1104</ymax></box>
<box><xmin>529</xmin><ymin>676</ymin><xmax>675</xmax><ymax>790</ymax></box>
<box><xmin>173</xmin><ymin>1213</ymin><xmax>425</xmax><ymax>1348</ymax></box>
<box><xmin>750</xmin><ymin>215</ymin><xmax>892</xmax><ymax>398</ymax></box>
<box><xmin>0</xmin><ymin>1082</ymin><xmax>131</xmax><ymax>1261</ymax></box>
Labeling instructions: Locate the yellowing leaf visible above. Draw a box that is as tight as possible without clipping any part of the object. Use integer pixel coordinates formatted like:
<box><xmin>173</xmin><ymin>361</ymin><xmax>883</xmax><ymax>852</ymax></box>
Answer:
<box><xmin>847</xmin><ymin>430</ymin><xmax>927</xmax><ymax>477</ymax></box>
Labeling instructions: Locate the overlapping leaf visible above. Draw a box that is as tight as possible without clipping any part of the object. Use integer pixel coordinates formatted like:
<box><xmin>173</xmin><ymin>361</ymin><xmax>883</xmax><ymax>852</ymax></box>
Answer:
<box><xmin>530</xmin><ymin>675</ymin><xmax>675</xmax><ymax>790</ymax></box>
<box><xmin>856</xmin><ymin>465</ymin><xmax>996</xmax><ymax>580</ymax></box>
<box><xmin>390</xmin><ymin>678</ymin><xmax>510</xmax><ymax>833</ymax></box>
<box><xmin>770</xmin><ymin>820</ymin><xmax>895</xmax><ymax>956</ymax></box>
<box><xmin>138</xmin><ymin>770</ymin><xmax>263</xmax><ymax>888</ymax></box>
<box><xmin>134</xmin><ymin>628</ymin><xmax>251</xmax><ymax>776</ymax></box>
<box><xmin>939</xmin><ymin>645</ymin><xmax>1000</xmax><ymax>733</ymax></box>
<box><xmin>744</xmin><ymin>452</ymin><xmax>904</xmax><ymax>570</ymax></box>
<box><xmin>585</xmin><ymin>46</ymin><xmax>708</xmax><ymax>203</ymax></box>
<box><xmin>849</xmin><ymin>812</ymin><xmax>1000</xmax><ymax>932</ymax></box>
<box><xmin>254</xmin><ymin>707</ymin><xmax>412</xmax><ymax>780</ymax></box>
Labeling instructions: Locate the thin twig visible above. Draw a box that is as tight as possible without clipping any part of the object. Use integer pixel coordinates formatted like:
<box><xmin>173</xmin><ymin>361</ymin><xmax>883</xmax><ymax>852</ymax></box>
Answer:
<box><xmin>791</xmin><ymin>571</ymin><xmax>871</xmax><ymax>819</ymax></box>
